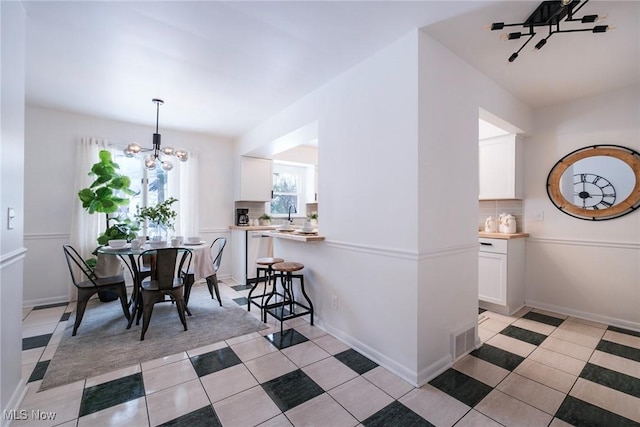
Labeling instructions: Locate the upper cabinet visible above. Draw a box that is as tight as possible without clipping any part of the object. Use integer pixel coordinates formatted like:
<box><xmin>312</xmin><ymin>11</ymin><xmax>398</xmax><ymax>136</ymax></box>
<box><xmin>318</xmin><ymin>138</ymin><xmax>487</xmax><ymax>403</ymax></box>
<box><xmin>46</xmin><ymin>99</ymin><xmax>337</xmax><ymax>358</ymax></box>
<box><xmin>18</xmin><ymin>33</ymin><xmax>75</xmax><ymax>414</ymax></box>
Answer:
<box><xmin>306</xmin><ymin>166</ymin><xmax>318</xmax><ymax>203</ymax></box>
<box><xmin>236</xmin><ymin>156</ymin><xmax>273</xmax><ymax>202</ymax></box>
<box><xmin>479</xmin><ymin>134</ymin><xmax>524</xmax><ymax>200</ymax></box>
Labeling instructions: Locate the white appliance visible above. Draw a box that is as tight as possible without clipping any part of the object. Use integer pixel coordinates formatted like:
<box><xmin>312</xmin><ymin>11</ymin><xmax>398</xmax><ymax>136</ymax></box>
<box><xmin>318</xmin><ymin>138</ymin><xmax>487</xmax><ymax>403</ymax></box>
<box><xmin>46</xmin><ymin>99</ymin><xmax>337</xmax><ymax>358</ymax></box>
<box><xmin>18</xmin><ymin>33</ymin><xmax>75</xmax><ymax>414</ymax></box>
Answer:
<box><xmin>246</xmin><ymin>231</ymin><xmax>273</xmax><ymax>280</ymax></box>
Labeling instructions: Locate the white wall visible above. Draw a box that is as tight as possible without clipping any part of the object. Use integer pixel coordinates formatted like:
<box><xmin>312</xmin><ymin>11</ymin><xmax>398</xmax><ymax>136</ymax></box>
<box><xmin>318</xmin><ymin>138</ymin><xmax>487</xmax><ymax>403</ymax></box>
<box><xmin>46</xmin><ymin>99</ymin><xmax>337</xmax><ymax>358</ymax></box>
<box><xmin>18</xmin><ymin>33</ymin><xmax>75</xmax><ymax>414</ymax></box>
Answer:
<box><xmin>524</xmin><ymin>85</ymin><xmax>640</xmax><ymax>330</ymax></box>
<box><xmin>23</xmin><ymin>107</ymin><xmax>235</xmax><ymax>306</ymax></box>
<box><xmin>239</xmin><ymin>29</ymin><xmax>531</xmax><ymax>385</ymax></box>
<box><xmin>1</xmin><ymin>1</ymin><xmax>28</xmax><ymax>420</ymax></box>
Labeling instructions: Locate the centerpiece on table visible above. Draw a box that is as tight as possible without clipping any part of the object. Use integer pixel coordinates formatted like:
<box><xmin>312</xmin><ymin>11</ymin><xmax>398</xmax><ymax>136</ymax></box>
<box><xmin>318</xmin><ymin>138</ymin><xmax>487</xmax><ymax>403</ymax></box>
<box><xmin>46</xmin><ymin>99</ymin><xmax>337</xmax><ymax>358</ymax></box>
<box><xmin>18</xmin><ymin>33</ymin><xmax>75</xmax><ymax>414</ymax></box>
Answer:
<box><xmin>135</xmin><ymin>197</ymin><xmax>178</xmax><ymax>243</ymax></box>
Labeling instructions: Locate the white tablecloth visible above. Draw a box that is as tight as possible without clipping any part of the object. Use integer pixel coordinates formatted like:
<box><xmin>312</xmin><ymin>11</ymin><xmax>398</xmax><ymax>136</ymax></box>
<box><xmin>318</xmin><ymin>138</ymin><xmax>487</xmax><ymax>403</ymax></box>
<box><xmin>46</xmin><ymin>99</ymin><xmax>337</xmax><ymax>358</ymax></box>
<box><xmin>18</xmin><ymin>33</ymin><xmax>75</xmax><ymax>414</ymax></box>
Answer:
<box><xmin>186</xmin><ymin>243</ymin><xmax>215</xmax><ymax>281</ymax></box>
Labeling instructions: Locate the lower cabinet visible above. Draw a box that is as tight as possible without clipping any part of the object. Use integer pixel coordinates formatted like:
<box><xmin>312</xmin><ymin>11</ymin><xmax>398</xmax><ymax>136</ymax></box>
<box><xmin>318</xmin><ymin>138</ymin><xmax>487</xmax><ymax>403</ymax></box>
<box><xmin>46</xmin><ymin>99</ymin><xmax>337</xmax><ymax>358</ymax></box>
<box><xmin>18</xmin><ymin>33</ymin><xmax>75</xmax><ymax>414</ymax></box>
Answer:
<box><xmin>478</xmin><ymin>237</ymin><xmax>525</xmax><ymax>315</ymax></box>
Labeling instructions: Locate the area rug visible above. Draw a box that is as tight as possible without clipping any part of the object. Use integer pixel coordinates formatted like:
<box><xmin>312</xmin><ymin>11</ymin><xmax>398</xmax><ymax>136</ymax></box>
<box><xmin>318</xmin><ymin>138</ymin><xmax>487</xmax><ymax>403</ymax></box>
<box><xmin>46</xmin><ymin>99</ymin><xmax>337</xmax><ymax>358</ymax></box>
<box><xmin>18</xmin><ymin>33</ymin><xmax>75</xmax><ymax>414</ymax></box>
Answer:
<box><xmin>40</xmin><ymin>285</ymin><xmax>267</xmax><ymax>391</ymax></box>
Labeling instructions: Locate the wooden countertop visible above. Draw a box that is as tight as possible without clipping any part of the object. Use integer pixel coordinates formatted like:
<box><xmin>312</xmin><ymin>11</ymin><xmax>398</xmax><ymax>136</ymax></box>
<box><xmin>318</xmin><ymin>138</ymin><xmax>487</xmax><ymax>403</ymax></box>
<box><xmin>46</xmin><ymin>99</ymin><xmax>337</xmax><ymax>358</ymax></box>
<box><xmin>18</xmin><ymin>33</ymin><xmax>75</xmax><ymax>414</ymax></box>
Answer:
<box><xmin>479</xmin><ymin>232</ymin><xmax>529</xmax><ymax>239</ymax></box>
<box><xmin>228</xmin><ymin>225</ymin><xmax>279</xmax><ymax>231</ymax></box>
<box><xmin>260</xmin><ymin>230</ymin><xmax>325</xmax><ymax>242</ymax></box>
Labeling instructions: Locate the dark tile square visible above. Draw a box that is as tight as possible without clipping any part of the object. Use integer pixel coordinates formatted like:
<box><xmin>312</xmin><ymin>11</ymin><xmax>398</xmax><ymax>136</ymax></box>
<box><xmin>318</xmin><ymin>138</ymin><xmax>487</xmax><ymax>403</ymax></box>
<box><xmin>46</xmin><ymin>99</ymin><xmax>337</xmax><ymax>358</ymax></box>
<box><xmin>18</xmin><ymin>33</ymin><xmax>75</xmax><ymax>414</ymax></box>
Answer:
<box><xmin>470</xmin><ymin>344</ymin><xmax>524</xmax><ymax>371</ymax></box>
<box><xmin>555</xmin><ymin>395</ymin><xmax>638</xmax><ymax>427</ymax></box>
<box><xmin>231</xmin><ymin>284</ymin><xmax>252</xmax><ymax>291</ymax></box>
<box><xmin>580</xmin><ymin>363</ymin><xmax>640</xmax><ymax>398</ymax></box>
<box><xmin>500</xmin><ymin>325</ymin><xmax>547</xmax><ymax>346</ymax></box>
<box><xmin>265</xmin><ymin>328</ymin><xmax>308</xmax><ymax>349</ymax></box>
<box><xmin>233</xmin><ymin>297</ymin><xmax>248</xmax><ymax>306</ymax></box>
<box><xmin>521</xmin><ymin>311</ymin><xmax>564</xmax><ymax>327</ymax></box>
<box><xmin>597</xmin><ymin>339</ymin><xmax>640</xmax><ymax>363</ymax></box>
<box><xmin>608</xmin><ymin>325</ymin><xmax>640</xmax><ymax>338</ymax></box>
<box><xmin>79</xmin><ymin>373</ymin><xmax>145</xmax><ymax>417</ymax></box>
<box><xmin>158</xmin><ymin>405</ymin><xmax>221</xmax><ymax>427</ymax></box>
<box><xmin>190</xmin><ymin>347</ymin><xmax>242</xmax><ymax>377</ymax></box>
<box><xmin>28</xmin><ymin>360</ymin><xmax>50</xmax><ymax>383</ymax></box>
<box><xmin>22</xmin><ymin>334</ymin><xmax>52</xmax><ymax>351</ymax></box>
<box><xmin>60</xmin><ymin>312</ymin><xmax>72</xmax><ymax>321</ymax></box>
<box><xmin>334</xmin><ymin>349</ymin><xmax>378</xmax><ymax>375</ymax></box>
<box><xmin>32</xmin><ymin>302</ymin><xmax>68</xmax><ymax>310</ymax></box>
<box><xmin>261</xmin><ymin>369</ymin><xmax>324</xmax><ymax>411</ymax></box>
<box><xmin>363</xmin><ymin>401</ymin><xmax>434</xmax><ymax>426</ymax></box>
<box><xmin>428</xmin><ymin>368</ymin><xmax>493</xmax><ymax>407</ymax></box>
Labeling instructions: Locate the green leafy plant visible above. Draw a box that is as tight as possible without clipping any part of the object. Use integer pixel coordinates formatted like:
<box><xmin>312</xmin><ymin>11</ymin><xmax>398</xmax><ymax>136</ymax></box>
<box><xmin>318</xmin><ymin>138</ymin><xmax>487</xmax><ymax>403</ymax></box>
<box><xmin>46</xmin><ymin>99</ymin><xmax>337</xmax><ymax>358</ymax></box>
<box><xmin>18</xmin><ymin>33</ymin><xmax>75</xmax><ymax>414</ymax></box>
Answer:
<box><xmin>307</xmin><ymin>211</ymin><xmax>318</xmax><ymax>220</ymax></box>
<box><xmin>259</xmin><ymin>213</ymin><xmax>272</xmax><ymax>221</ymax></box>
<box><xmin>135</xmin><ymin>197</ymin><xmax>178</xmax><ymax>233</ymax></box>
<box><xmin>77</xmin><ymin>150</ymin><xmax>138</xmax><ymax>245</ymax></box>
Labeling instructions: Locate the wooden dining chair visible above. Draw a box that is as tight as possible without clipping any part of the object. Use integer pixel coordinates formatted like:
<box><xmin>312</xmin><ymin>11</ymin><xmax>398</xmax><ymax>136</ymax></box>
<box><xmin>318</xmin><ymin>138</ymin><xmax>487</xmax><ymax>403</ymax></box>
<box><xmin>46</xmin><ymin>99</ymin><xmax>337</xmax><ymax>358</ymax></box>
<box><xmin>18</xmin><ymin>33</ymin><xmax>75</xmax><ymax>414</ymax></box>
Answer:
<box><xmin>62</xmin><ymin>245</ymin><xmax>131</xmax><ymax>336</ymax></box>
<box><xmin>137</xmin><ymin>247</ymin><xmax>192</xmax><ymax>340</ymax></box>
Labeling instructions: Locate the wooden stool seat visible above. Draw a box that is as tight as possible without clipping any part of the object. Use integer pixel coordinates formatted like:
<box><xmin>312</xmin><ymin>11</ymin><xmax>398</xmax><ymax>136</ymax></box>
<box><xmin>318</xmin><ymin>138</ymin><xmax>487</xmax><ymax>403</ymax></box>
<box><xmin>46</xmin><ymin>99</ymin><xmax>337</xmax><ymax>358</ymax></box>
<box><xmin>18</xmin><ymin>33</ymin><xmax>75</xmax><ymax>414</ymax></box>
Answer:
<box><xmin>256</xmin><ymin>257</ymin><xmax>284</xmax><ymax>266</ymax></box>
<box><xmin>272</xmin><ymin>262</ymin><xmax>304</xmax><ymax>273</ymax></box>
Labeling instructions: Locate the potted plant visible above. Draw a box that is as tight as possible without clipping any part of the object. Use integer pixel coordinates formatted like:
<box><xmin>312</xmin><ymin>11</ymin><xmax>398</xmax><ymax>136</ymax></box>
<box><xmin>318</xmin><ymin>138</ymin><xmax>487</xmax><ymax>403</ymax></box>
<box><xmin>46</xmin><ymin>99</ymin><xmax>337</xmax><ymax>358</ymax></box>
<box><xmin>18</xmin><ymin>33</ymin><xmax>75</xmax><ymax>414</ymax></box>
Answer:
<box><xmin>77</xmin><ymin>150</ymin><xmax>136</xmax><ymax>300</ymax></box>
<box><xmin>135</xmin><ymin>197</ymin><xmax>178</xmax><ymax>241</ymax></box>
<box><xmin>307</xmin><ymin>211</ymin><xmax>318</xmax><ymax>226</ymax></box>
<box><xmin>258</xmin><ymin>213</ymin><xmax>272</xmax><ymax>226</ymax></box>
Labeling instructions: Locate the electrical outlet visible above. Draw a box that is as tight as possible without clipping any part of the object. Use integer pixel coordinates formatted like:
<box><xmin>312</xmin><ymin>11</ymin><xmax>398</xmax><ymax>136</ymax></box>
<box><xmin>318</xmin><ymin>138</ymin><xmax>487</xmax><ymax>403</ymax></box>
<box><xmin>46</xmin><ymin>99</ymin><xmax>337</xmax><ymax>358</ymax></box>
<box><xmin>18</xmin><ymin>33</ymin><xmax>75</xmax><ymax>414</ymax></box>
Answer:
<box><xmin>331</xmin><ymin>295</ymin><xmax>339</xmax><ymax>310</ymax></box>
<box><xmin>535</xmin><ymin>210</ymin><xmax>544</xmax><ymax>222</ymax></box>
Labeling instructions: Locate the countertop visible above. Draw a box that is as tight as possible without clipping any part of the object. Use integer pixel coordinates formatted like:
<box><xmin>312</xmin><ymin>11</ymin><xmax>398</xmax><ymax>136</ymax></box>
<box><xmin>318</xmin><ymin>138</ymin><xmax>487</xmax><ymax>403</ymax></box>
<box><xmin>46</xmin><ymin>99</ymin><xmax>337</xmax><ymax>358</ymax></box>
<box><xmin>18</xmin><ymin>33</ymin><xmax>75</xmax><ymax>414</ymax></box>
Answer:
<box><xmin>479</xmin><ymin>232</ymin><xmax>529</xmax><ymax>239</ymax></box>
<box><xmin>228</xmin><ymin>225</ymin><xmax>279</xmax><ymax>231</ymax></box>
<box><xmin>261</xmin><ymin>230</ymin><xmax>325</xmax><ymax>242</ymax></box>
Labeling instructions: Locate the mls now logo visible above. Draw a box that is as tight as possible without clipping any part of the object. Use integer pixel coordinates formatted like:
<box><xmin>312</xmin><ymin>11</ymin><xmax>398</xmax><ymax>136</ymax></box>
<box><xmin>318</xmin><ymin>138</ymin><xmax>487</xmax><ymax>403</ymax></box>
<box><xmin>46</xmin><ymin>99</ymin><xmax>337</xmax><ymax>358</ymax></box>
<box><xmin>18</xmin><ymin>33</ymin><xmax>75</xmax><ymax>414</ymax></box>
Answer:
<box><xmin>3</xmin><ymin>410</ymin><xmax>56</xmax><ymax>421</ymax></box>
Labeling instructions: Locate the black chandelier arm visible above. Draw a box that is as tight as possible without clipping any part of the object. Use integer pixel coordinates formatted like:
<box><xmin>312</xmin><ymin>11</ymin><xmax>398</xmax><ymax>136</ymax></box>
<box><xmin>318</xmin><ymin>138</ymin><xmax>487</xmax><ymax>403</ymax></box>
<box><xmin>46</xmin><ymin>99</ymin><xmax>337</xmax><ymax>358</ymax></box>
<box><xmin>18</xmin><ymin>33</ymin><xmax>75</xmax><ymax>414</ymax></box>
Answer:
<box><xmin>564</xmin><ymin>0</ymin><xmax>590</xmax><ymax>21</ymax></box>
<box><xmin>509</xmin><ymin>31</ymin><xmax>537</xmax><ymax>62</ymax></box>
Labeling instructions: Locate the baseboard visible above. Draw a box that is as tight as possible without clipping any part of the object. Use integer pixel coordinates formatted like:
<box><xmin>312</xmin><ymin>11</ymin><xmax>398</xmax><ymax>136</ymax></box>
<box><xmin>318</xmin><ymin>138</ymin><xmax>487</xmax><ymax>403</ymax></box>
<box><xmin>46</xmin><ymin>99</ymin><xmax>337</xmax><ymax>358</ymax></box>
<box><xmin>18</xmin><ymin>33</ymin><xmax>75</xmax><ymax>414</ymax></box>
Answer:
<box><xmin>2</xmin><ymin>380</ymin><xmax>27</xmax><ymax>427</ymax></box>
<box><xmin>23</xmin><ymin>296</ymin><xmax>69</xmax><ymax>309</ymax></box>
<box><xmin>318</xmin><ymin>319</ymin><xmax>423</xmax><ymax>387</ymax></box>
<box><xmin>415</xmin><ymin>355</ymin><xmax>453</xmax><ymax>387</ymax></box>
<box><xmin>526</xmin><ymin>299</ymin><xmax>640</xmax><ymax>333</ymax></box>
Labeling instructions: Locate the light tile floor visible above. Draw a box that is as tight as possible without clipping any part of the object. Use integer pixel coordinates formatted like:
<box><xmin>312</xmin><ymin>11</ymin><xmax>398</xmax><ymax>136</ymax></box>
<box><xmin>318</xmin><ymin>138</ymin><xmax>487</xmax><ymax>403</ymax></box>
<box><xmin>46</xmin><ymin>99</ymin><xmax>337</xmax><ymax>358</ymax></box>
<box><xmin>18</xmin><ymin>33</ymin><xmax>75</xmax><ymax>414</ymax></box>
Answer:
<box><xmin>15</xmin><ymin>280</ymin><xmax>640</xmax><ymax>426</ymax></box>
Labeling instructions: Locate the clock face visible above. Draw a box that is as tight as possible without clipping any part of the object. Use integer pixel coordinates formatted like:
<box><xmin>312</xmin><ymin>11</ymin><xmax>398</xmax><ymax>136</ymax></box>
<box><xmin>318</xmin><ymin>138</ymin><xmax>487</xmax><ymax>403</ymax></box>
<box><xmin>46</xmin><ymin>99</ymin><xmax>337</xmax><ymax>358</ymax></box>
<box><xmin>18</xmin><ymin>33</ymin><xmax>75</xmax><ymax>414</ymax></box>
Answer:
<box><xmin>573</xmin><ymin>173</ymin><xmax>616</xmax><ymax>210</ymax></box>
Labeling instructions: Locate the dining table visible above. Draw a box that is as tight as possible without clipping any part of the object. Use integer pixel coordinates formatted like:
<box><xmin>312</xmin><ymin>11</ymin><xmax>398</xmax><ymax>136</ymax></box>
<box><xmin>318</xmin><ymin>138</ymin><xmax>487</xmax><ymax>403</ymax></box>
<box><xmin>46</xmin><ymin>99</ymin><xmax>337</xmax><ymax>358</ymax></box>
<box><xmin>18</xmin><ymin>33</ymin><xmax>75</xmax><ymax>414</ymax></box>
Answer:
<box><xmin>97</xmin><ymin>241</ymin><xmax>215</xmax><ymax>326</ymax></box>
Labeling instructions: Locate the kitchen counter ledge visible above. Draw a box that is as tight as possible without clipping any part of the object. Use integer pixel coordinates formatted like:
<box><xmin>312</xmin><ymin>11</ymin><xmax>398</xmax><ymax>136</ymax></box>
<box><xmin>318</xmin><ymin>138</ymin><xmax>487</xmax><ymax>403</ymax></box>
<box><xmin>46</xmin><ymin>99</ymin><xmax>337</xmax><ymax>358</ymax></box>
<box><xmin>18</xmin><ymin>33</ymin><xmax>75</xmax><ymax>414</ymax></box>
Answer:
<box><xmin>479</xmin><ymin>232</ymin><xmax>529</xmax><ymax>239</ymax></box>
<box><xmin>260</xmin><ymin>230</ymin><xmax>325</xmax><ymax>242</ymax></box>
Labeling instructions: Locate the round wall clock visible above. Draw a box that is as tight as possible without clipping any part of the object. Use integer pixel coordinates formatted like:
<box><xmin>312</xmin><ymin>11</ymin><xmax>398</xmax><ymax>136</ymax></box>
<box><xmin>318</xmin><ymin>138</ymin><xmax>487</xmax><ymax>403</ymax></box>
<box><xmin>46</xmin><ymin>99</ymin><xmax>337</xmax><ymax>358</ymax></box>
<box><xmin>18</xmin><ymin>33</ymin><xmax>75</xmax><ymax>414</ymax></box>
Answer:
<box><xmin>572</xmin><ymin>173</ymin><xmax>616</xmax><ymax>210</ymax></box>
<box><xmin>546</xmin><ymin>145</ymin><xmax>640</xmax><ymax>221</ymax></box>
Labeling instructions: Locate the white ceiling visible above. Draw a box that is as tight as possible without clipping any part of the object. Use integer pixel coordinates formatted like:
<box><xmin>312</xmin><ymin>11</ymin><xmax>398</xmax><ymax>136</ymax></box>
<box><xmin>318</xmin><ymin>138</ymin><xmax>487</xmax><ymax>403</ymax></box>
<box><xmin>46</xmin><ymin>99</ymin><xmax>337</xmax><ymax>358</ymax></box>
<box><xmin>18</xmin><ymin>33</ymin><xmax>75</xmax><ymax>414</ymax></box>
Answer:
<box><xmin>22</xmin><ymin>1</ymin><xmax>639</xmax><ymax>139</ymax></box>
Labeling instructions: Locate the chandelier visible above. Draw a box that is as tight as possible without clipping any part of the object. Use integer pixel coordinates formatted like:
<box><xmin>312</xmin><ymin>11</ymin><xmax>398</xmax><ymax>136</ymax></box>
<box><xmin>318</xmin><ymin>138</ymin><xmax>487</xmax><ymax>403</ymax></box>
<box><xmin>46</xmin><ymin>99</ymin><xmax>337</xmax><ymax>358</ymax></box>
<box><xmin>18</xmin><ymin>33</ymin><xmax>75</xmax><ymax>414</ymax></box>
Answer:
<box><xmin>489</xmin><ymin>0</ymin><xmax>611</xmax><ymax>62</ymax></box>
<box><xmin>124</xmin><ymin>98</ymin><xmax>188</xmax><ymax>171</ymax></box>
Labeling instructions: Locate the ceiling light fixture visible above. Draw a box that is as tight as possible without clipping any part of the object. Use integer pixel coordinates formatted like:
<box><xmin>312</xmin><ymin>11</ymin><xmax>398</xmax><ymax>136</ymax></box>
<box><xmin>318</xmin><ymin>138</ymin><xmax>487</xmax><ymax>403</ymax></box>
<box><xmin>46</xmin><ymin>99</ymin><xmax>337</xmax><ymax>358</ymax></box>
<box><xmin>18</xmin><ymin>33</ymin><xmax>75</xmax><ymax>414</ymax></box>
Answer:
<box><xmin>124</xmin><ymin>99</ymin><xmax>188</xmax><ymax>171</ymax></box>
<box><xmin>489</xmin><ymin>0</ymin><xmax>612</xmax><ymax>62</ymax></box>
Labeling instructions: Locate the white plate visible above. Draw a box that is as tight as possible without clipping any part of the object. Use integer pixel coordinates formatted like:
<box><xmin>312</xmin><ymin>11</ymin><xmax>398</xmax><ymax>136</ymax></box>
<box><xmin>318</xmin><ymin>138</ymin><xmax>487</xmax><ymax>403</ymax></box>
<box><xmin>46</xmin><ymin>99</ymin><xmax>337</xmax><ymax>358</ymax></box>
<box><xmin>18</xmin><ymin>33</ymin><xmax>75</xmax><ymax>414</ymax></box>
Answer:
<box><xmin>183</xmin><ymin>241</ymin><xmax>206</xmax><ymax>246</ymax></box>
<box><xmin>297</xmin><ymin>230</ymin><xmax>316</xmax><ymax>234</ymax></box>
<box><xmin>105</xmin><ymin>243</ymin><xmax>130</xmax><ymax>249</ymax></box>
<box><xmin>278</xmin><ymin>229</ymin><xmax>294</xmax><ymax>233</ymax></box>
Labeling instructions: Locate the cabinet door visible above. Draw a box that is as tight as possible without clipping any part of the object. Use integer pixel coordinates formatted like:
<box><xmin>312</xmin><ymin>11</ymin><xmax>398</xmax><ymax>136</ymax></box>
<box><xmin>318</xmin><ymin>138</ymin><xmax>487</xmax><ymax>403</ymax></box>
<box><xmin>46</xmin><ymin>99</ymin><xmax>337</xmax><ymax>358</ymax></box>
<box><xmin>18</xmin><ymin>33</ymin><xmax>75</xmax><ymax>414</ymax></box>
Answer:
<box><xmin>238</xmin><ymin>157</ymin><xmax>272</xmax><ymax>202</ymax></box>
<box><xmin>479</xmin><ymin>252</ymin><xmax>507</xmax><ymax>305</ymax></box>
<box><xmin>479</xmin><ymin>134</ymin><xmax>523</xmax><ymax>199</ymax></box>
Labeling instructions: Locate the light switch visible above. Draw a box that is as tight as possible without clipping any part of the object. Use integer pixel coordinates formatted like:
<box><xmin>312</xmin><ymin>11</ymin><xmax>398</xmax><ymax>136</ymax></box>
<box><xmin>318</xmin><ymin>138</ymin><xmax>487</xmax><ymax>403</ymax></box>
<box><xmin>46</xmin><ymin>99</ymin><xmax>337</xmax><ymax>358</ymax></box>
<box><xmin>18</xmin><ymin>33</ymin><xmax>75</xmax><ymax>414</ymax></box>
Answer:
<box><xmin>7</xmin><ymin>208</ymin><xmax>15</xmax><ymax>230</ymax></box>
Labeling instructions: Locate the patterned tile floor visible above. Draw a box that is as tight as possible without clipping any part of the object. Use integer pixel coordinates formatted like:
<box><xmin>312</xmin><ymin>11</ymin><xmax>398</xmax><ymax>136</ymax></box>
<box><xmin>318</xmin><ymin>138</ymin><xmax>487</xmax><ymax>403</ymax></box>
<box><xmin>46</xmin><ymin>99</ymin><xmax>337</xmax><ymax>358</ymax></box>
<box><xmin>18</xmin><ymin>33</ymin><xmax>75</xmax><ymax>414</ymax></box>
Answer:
<box><xmin>16</xmin><ymin>280</ymin><xmax>640</xmax><ymax>426</ymax></box>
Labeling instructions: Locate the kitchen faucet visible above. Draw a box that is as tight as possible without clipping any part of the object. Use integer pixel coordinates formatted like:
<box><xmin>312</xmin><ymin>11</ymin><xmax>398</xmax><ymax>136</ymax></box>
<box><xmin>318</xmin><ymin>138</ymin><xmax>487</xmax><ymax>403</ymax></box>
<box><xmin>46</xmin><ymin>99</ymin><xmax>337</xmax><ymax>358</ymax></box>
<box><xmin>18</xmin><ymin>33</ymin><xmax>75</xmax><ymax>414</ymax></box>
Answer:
<box><xmin>288</xmin><ymin>205</ymin><xmax>297</xmax><ymax>223</ymax></box>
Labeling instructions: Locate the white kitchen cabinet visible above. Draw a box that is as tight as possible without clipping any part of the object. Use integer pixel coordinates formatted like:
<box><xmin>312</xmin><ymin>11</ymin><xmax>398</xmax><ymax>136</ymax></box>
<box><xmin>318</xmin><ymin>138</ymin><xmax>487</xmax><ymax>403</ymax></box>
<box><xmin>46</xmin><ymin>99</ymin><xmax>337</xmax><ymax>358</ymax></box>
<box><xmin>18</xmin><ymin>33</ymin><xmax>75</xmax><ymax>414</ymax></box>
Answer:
<box><xmin>236</xmin><ymin>156</ymin><xmax>273</xmax><ymax>202</ymax></box>
<box><xmin>479</xmin><ymin>134</ymin><xmax>523</xmax><ymax>200</ymax></box>
<box><xmin>478</xmin><ymin>237</ymin><xmax>525</xmax><ymax>315</ymax></box>
<box><xmin>306</xmin><ymin>166</ymin><xmax>318</xmax><ymax>203</ymax></box>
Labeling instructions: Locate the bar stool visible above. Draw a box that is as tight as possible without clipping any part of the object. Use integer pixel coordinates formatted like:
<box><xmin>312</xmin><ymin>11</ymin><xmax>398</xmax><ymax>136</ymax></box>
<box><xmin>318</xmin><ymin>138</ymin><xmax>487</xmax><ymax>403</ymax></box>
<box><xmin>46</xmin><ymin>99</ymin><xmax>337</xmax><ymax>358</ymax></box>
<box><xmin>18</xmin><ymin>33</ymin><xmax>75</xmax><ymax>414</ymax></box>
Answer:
<box><xmin>248</xmin><ymin>257</ymin><xmax>284</xmax><ymax>322</ymax></box>
<box><xmin>265</xmin><ymin>261</ymin><xmax>314</xmax><ymax>333</ymax></box>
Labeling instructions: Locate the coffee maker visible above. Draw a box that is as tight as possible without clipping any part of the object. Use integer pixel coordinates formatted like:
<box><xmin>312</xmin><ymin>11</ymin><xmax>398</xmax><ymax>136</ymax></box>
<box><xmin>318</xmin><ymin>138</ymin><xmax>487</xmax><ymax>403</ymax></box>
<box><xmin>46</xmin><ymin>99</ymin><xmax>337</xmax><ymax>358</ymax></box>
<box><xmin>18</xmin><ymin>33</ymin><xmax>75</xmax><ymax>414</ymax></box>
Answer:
<box><xmin>236</xmin><ymin>208</ymin><xmax>250</xmax><ymax>226</ymax></box>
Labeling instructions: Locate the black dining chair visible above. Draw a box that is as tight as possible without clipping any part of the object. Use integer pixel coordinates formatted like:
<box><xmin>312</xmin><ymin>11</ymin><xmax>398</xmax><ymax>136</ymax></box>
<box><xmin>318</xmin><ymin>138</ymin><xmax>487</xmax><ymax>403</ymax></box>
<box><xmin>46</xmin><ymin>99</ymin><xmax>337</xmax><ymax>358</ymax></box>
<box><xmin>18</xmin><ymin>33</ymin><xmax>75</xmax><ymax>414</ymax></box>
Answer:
<box><xmin>62</xmin><ymin>245</ymin><xmax>131</xmax><ymax>336</ymax></box>
<box><xmin>182</xmin><ymin>237</ymin><xmax>227</xmax><ymax>308</ymax></box>
<box><xmin>137</xmin><ymin>247</ymin><xmax>192</xmax><ymax>340</ymax></box>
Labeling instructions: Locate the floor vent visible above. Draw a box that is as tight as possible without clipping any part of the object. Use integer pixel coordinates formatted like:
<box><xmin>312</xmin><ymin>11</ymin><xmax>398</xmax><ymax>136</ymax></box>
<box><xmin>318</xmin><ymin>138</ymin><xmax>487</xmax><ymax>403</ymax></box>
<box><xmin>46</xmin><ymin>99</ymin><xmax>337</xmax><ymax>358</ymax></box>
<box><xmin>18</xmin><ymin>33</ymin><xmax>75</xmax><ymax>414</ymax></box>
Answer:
<box><xmin>451</xmin><ymin>325</ymin><xmax>477</xmax><ymax>361</ymax></box>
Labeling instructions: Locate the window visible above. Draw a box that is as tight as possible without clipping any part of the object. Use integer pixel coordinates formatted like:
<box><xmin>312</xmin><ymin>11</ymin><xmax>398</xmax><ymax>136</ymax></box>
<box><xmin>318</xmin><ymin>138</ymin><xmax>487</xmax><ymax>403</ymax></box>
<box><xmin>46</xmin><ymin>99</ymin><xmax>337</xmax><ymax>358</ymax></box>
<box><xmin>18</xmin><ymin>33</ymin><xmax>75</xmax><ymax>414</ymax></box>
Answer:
<box><xmin>114</xmin><ymin>153</ymin><xmax>170</xmax><ymax>235</ymax></box>
<box><xmin>270</xmin><ymin>161</ymin><xmax>307</xmax><ymax>217</ymax></box>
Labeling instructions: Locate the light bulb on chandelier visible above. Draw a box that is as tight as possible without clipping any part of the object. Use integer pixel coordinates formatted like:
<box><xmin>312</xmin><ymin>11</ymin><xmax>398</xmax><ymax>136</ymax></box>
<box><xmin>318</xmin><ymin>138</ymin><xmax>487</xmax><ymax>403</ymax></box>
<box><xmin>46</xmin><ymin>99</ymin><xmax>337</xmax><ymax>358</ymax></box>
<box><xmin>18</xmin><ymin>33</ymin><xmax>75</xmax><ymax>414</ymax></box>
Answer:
<box><xmin>124</xmin><ymin>99</ymin><xmax>188</xmax><ymax>171</ymax></box>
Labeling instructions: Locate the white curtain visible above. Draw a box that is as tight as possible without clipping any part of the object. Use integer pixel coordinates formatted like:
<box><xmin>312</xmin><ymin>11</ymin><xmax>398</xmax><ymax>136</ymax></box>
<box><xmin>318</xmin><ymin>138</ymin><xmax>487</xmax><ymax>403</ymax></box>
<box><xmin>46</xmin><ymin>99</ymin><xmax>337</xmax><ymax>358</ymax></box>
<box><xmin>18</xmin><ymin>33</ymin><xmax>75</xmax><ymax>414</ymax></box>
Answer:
<box><xmin>68</xmin><ymin>137</ymin><xmax>111</xmax><ymax>300</ymax></box>
<box><xmin>170</xmin><ymin>151</ymin><xmax>199</xmax><ymax>237</ymax></box>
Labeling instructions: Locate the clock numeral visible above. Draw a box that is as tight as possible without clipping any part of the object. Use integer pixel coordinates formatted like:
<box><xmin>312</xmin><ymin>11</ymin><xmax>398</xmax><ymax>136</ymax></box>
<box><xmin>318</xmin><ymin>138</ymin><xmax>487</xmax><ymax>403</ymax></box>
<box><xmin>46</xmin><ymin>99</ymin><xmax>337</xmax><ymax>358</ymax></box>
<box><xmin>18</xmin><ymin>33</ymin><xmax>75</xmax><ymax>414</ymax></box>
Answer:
<box><xmin>579</xmin><ymin>174</ymin><xmax>588</xmax><ymax>183</ymax></box>
<box><xmin>591</xmin><ymin>205</ymin><xmax>599</xmax><ymax>210</ymax></box>
<box><xmin>603</xmin><ymin>193</ymin><xmax>615</xmax><ymax>198</ymax></box>
<box><xmin>592</xmin><ymin>175</ymin><xmax>602</xmax><ymax>185</ymax></box>
<box><xmin>599</xmin><ymin>200</ymin><xmax>613</xmax><ymax>208</ymax></box>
